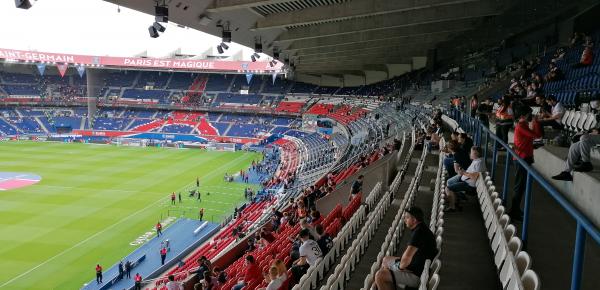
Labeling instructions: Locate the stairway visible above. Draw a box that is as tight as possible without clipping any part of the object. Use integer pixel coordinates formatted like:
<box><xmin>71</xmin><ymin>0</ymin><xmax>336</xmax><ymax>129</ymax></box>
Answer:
<box><xmin>34</xmin><ymin>117</ymin><xmax>49</xmax><ymax>133</ymax></box>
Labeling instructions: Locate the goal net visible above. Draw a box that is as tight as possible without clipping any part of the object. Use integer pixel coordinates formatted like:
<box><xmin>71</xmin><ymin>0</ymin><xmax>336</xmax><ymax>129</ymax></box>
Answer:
<box><xmin>206</xmin><ymin>142</ymin><xmax>236</xmax><ymax>152</ymax></box>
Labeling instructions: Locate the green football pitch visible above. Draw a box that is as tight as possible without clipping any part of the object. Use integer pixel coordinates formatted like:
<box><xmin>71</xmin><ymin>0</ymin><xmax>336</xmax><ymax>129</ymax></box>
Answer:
<box><xmin>0</xmin><ymin>141</ymin><xmax>261</xmax><ymax>290</ymax></box>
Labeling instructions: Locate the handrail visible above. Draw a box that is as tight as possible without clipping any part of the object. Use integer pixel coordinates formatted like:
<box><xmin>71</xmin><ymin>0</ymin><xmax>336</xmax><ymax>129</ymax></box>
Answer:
<box><xmin>446</xmin><ymin>108</ymin><xmax>599</xmax><ymax>290</ymax></box>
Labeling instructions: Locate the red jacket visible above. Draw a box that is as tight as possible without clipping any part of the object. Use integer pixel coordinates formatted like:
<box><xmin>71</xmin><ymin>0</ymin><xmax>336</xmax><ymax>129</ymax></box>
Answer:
<box><xmin>243</xmin><ymin>262</ymin><xmax>261</xmax><ymax>282</ymax></box>
<box><xmin>513</xmin><ymin>120</ymin><xmax>542</xmax><ymax>159</ymax></box>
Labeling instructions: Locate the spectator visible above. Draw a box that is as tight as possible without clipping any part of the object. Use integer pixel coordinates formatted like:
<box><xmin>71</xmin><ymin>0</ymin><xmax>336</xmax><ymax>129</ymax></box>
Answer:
<box><xmin>231</xmin><ymin>255</ymin><xmax>261</xmax><ymax>290</ymax></box>
<box><xmin>190</xmin><ymin>256</ymin><xmax>212</xmax><ymax>280</ymax></box>
<box><xmin>350</xmin><ymin>175</ymin><xmax>363</xmax><ymax>200</ymax></box>
<box><xmin>444</xmin><ymin>146</ymin><xmax>486</xmax><ymax>212</ymax></box>
<box><xmin>538</xmin><ymin>95</ymin><xmax>565</xmax><ymax>134</ymax></box>
<box><xmin>458</xmin><ymin>133</ymin><xmax>473</xmax><ymax>156</ymax></box>
<box><xmin>259</xmin><ymin>266</ymin><xmax>285</xmax><ymax>290</ymax></box>
<box><xmin>574</xmin><ymin>46</ymin><xmax>594</xmax><ymax>68</ymax></box>
<box><xmin>375</xmin><ymin>207</ymin><xmax>438</xmax><ymax>290</ymax></box>
<box><xmin>195</xmin><ymin>271</ymin><xmax>217</xmax><ymax>290</ymax></box>
<box><xmin>315</xmin><ymin>224</ymin><xmax>333</xmax><ymax>255</ymax></box>
<box><xmin>442</xmin><ymin>140</ymin><xmax>470</xmax><ymax>178</ymax></box>
<box><xmin>273</xmin><ymin>259</ymin><xmax>288</xmax><ymax>280</ymax></box>
<box><xmin>507</xmin><ymin>107</ymin><xmax>541</xmax><ymax>222</ymax></box>
<box><xmin>166</xmin><ymin>275</ymin><xmax>183</xmax><ymax>290</ymax></box>
<box><xmin>470</xmin><ymin>95</ymin><xmax>479</xmax><ymax>118</ymax></box>
<box><xmin>291</xmin><ymin>228</ymin><xmax>323</xmax><ymax>283</ymax></box>
<box><xmin>544</xmin><ymin>62</ymin><xmax>564</xmax><ymax>82</ymax></box>
<box><xmin>552</xmin><ymin>128</ymin><xmax>600</xmax><ymax>181</ymax></box>
<box><xmin>535</xmin><ymin>95</ymin><xmax>551</xmax><ymax>116</ymax></box>
<box><xmin>494</xmin><ymin>97</ymin><xmax>514</xmax><ymax>147</ymax></box>
<box><xmin>214</xmin><ymin>267</ymin><xmax>227</xmax><ymax>284</ymax></box>
<box><xmin>476</xmin><ymin>97</ymin><xmax>494</xmax><ymax>128</ymax></box>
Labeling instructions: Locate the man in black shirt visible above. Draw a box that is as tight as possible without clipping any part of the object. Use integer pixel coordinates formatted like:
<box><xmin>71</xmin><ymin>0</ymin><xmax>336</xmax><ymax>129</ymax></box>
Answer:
<box><xmin>350</xmin><ymin>175</ymin><xmax>363</xmax><ymax>200</ymax></box>
<box><xmin>375</xmin><ymin>207</ymin><xmax>438</xmax><ymax>290</ymax></box>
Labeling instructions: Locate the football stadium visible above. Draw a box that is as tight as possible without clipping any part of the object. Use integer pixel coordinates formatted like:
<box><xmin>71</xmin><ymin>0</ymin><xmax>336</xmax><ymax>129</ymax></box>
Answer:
<box><xmin>0</xmin><ymin>0</ymin><xmax>599</xmax><ymax>290</ymax></box>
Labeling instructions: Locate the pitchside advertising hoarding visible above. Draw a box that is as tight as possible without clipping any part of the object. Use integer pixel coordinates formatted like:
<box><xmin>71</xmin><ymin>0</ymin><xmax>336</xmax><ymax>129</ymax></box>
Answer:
<box><xmin>0</xmin><ymin>48</ymin><xmax>284</xmax><ymax>73</ymax></box>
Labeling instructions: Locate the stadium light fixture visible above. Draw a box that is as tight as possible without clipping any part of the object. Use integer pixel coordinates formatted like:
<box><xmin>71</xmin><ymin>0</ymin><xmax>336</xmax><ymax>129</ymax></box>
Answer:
<box><xmin>217</xmin><ymin>45</ymin><xmax>224</xmax><ymax>54</ymax></box>
<box><xmin>251</xmin><ymin>55</ymin><xmax>257</xmax><ymax>62</ymax></box>
<box><xmin>220</xmin><ymin>42</ymin><xmax>229</xmax><ymax>50</ymax></box>
<box><xmin>153</xmin><ymin>22</ymin><xmax>166</xmax><ymax>33</ymax></box>
<box><xmin>155</xmin><ymin>4</ymin><xmax>169</xmax><ymax>23</ymax></box>
<box><xmin>148</xmin><ymin>25</ymin><xmax>159</xmax><ymax>38</ymax></box>
<box><xmin>14</xmin><ymin>0</ymin><xmax>32</xmax><ymax>9</ymax></box>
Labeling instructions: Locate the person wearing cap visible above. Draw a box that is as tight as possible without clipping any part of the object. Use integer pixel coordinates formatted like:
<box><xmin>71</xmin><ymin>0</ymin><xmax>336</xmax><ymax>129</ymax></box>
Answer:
<box><xmin>375</xmin><ymin>207</ymin><xmax>438</xmax><ymax>290</ymax></box>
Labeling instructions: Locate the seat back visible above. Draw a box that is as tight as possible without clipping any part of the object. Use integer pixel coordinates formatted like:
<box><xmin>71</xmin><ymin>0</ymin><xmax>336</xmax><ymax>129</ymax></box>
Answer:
<box><xmin>515</xmin><ymin>251</ymin><xmax>531</xmax><ymax>276</ymax></box>
<box><xmin>428</xmin><ymin>273</ymin><xmax>440</xmax><ymax>290</ymax></box>
<box><xmin>508</xmin><ymin>236</ymin><xmax>522</xmax><ymax>256</ymax></box>
<box><xmin>504</xmin><ymin>224</ymin><xmax>516</xmax><ymax>241</ymax></box>
<box><xmin>521</xmin><ymin>269</ymin><xmax>540</xmax><ymax>290</ymax></box>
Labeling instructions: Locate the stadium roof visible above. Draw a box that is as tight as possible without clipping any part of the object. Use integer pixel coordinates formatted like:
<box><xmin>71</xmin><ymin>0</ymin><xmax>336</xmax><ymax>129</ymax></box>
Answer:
<box><xmin>105</xmin><ymin>0</ymin><xmax>512</xmax><ymax>81</ymax></box>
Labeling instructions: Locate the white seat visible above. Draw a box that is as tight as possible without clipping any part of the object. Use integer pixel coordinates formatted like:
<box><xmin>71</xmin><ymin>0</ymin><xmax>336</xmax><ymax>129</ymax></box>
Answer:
<box><xmin>499</xmin><ymin>258</ymin><xmax>514</xmax><ymax>287</ymax></box>
<box><xmin>522</xmin><ymin>269</ymin><xmax>540</xmax><ymax>290</ymax></box>
<box><xmin>499</xmin><ymin>214</ymin><xmax>511</xmax><ymax>229</ymax></box>
<box><xmin>561</xmin><ymin>110</ymin><xmax>571</xmax><ymax>125</ymax></box>
<box><xmin>430</xmin><ymin>259</ymin><xmax>441</xmax><ymax>275</ymax></box>
<box><xmin>576</xmin><ymin>113</ymin><xmax>589</xmax><ymax>131</ymax></box>
<box><xmin>515</xmin><ymin>251</ymin><xmax>532</xmax><ymax>276</ymax></box>
<box><xmin>435</xmin><ymin>226</ymin><xmax>443</xmax><ymax>237</ymax></box>
<box><xmin>496</xmin><ymin>205</ymin><xmax>505</xmax><ymax>219</ymax></box>
<box><xmin>504</xmin><ymin>224</ymin><xmax>516</xmax><ymax>241</ymax></box>
<box><xmin>494</xmin><ymin>242</ymin><xmax>507</xmax><ymax>267</ymax></box>
<box><xmin>428</xmin><ymin>273</ymin><xmax>440</xmax><ymax>290</ymax></box>
<box><xmin>508</xmin><ymin>236</ymin><xmax>522</xmax><ymax>256</ymax></box>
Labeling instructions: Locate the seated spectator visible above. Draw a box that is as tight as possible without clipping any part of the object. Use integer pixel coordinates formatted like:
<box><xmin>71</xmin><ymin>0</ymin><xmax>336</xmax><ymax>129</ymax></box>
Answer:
<box><xmin>231</xmin><ymin>255</ymin><xmax>261</xmax><ymax>290</ymax></box>
<box><xmin>213</xmin><ymin>267</ymin><xmax>227</xmax><ymax>285</ymax></box>
<box><xmin>544</xmin><ymin>62</ymin><xmax>564</xmax><ymax>82</ymax></box>
<box><xmin>375</xmin><ymin>207</ymin><xmax>438</xmax><ymax>290</ymax></box>
<box><xmin>315</xmin><ymin>224</ymin><xmax>333</xmax><ymax>256</ymax></box>
<box><xmin>573</xmin><ymin>46</ymin><xmax>594</xmax><ymax>68</ymax></box>
<box><xmin>260</xmin><ymin>227</ymin><xmax>276</xmax><ymax>246</ymax></box>
<box><xmin>458</xmin><ymin>133</ymin><xmax>473</xmax><ymax>156</ymax></box>
<box><xmin>494</xmin><ymin>97</ymin><xmax>514</xmax><ymax>146</ymax></box>
<box><xmin>444</xmin><ymin>146</ymin><xmax>486</xmax><ymax>212</ymax></box>
<box><xmin>538</xmin><ymin>95</ymin><xmax>565</xmax><ymax>135</ymax></box>
<box><xmin>259</xmin><ymin>266</ymin><xmax>285</xmax><ymax>290</ymax></box>
<box><xmin>166</xmin><ymin>275</ymin><xmax>183</xmax><ymax>290</ymax></box>
<box><xmin>273</xmin><ymin>259</ymin><xmax>288</xmax><ymax>279</ymax></box>
<box><xmin>195</xmin><ymin>271</ymin><xmax>217</xmax><ymax>290</ymax></box>
<box><xmin>442</xmin><ymin>140</ymin><xmax>470</xmax><ymax>178</ymax></box>
<box><xmin>552</xmin><ymin>128</ymin><xmax>600</xmax><ymax>181</ymax></box>
<box><xmin>190</xmin><ymin>256</ymin><xmax>212</xmax><ymax>280</ymax></box>
<box><xmin>290</xmin><ymin>229</ymin><xmax>323</xmax><ymax>283</ymax></box>
<box><xmin>309</xmin><ymin>210</ymin><xmax>322</xmax><ymax>225</ymax></box>
<box><xmin>534</xmin><ymin>95</ymin><xmax>551</xmax><ymax>116</ymax></box>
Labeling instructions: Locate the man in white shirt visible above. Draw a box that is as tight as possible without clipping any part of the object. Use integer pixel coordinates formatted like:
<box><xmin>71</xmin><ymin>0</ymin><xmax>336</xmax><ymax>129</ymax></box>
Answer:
<box><xmin>444</xmin><ymin>146</ymin><xmax>486</xmax><ymax>211</ymax></box>
<box><xmin>165</xmin><ymin>275</ymin><xmax>183</xmax><ymax>290</ymax></box>
<box><xmin>291</xmin><ymin>229</ymin><xmax>323</xmax><ymax>283</ymax></box>
<box><xmin>539</xmin><ymin>95</ymin><xmax>565</xmax><ymax>135</ymax></box>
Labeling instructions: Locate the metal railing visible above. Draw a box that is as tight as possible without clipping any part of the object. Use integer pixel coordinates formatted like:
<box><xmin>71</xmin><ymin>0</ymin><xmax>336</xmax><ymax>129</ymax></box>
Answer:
<box><xmin>448</xmin><ymin>108</ymin><xmax>599</xmax><ymax>290</ymax></box>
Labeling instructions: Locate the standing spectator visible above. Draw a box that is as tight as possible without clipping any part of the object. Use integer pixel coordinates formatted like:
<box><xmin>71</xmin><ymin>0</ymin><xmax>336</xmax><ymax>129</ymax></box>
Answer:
<box><xmin>291</xmin><ymin>229</ymin><xmax>323</xmax><ymax>283</ymax></box>
<box><xmin>125</xmin><ymin>260</ymin><xmax>132</xmax><ymax>278</ymax></box>
<box><xmin>552</xmin><ymin>128</ymin><xmax>600</xmax><ymax>181</ymax></box>
<box><xmin>134</xmin><ymin>273</ymin><xmax>143</xmax><ymax>290</ymax></box>
<box><xmin>197</xmin><ymin>177</ymin><xmax>200</xmax><ymax>188</ymax></box>
<box><xmin>95</xmin><ymin>264</ymin><xmax>103</xmax><ymax>284</ymax></box>
<box><xmin>171</xmin><ymin>192</ymin><xmax>176</xmax><ymax>205</ymax></box>
<box><xmin>470</xmin><ymin>95</ymin><xmax>479</xmax><ymax>118</ymax></box>
<box><xmin>476</xmin><ymin>97</ymin><xmax>494</xmax><ymax>128</ymax></box>
<box><xmin>495</xmin><ymin>97</ymin><xmax>514</xmax><ymax>147</ymax></box>
<box><xmin>507</xmin><ymin>107</ymin><xmax>541</xmax><ymax>222</ymax></box>
<box><xmin>178</xmin><ymin>192</ymin><xmax>182</xmax><ymax>203</ymax></box>
<box><xmin>231</xmin><ymin>255</ymin><xmax>261</xmax><ymax>290</ymax></box>
<box><xmin>160</xmin><ymin>246</ymin><xmax>168</xmax><ymax>265</ymax></box>
<box><xmin>199</xmin><ymin>208</ymin><xmax>205</xmax><ymax>221</ymax></box>
<box><xmin>375</xmin><ymin>207</ymin><xmax>438</xmax><ymax>290</ymax></box>
<box><xmin>156</xmin><ymin>221</ymin><xmax>163</xmax><ymax>237</ymax></box>
<box><xmin>195</xmin><ymin>271</ymin><xmax>216</xmax><ymax>290</ymax></box>
<box><xmin>166</xmin><ymin>274</ymin><xmax>183</xmax><ymax>290</ymax></box>
<box><xmin>350</xmin><ymin>175</ymin><xmax>364</xmax><ymax>201</ymax></box>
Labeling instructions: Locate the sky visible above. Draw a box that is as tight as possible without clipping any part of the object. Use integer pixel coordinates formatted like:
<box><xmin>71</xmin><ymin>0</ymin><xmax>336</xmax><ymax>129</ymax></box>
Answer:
<box><xmin>0</xmin><ymin>0</ymin><xmax>258</xmax><ymax>59</ymax></box>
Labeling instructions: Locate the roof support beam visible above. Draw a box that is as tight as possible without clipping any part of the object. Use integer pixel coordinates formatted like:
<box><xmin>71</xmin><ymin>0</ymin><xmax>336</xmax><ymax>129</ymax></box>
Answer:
<box><xmin>297</xmin><ymin>46</ymin><xmax>433</xmax><ymax>62</ymax></box>
<box><xmin>286</xmin><ymin>31</ymin><xmax>458</xmax><ymax>55</ymax></box>
<box><xmin>277</xmin><ymin>19</ymin><xmax>474</xmax><ymax>50</ymax></box>
<box><xmin>269</xmin><ymin>1</ymin><xmax>500</xmax><ymax>41</ymax></box>
<box><xmin>254</xmin><ymin>0</ymin><xmax>479</xmax><ymax>30</ymax></box>
<box><xmin>206</xmin><ymin>0</ymin><xmax>297</xmax><ymax>12</ymax></box>
<box><xmin>296</xmin><ymin>56</ymin><xmax>417</xmax><ymax>68</ymax></box>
